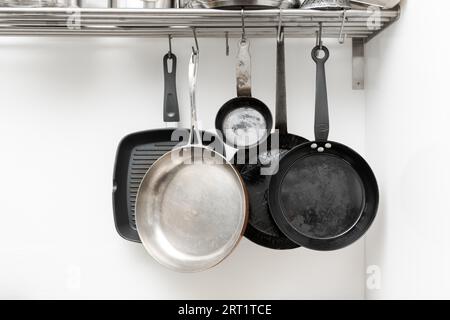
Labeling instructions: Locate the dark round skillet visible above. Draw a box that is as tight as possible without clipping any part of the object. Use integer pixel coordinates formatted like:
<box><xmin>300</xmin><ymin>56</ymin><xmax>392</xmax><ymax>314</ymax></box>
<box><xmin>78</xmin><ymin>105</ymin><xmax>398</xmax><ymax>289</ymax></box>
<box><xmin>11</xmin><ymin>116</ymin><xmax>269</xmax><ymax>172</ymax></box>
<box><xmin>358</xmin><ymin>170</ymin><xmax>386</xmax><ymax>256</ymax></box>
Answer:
<box><xmin>268</xmin><ymin>46</ymin><xmax>379</xmax><ymax>251</ymax></box>
<box><xmin>215</xmin><ymin>37</ymin><xmax>273</xmax><ymax>150</ymax></box>
<box><xmin>234</xmin><ymin>29</ymin><xmax>307</xmax><ymax>249</ymax></box>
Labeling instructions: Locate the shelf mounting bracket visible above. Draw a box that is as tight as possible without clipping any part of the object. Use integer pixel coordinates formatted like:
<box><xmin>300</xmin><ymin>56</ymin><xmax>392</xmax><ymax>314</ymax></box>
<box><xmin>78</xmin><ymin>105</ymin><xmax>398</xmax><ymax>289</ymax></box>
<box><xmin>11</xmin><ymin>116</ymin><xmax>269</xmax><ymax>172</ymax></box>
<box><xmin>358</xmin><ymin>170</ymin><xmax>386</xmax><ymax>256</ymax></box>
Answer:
<box><xmin>352</xmin><ymin>38</ymin><xmax>365</xmax><ymax>90</ymax></box>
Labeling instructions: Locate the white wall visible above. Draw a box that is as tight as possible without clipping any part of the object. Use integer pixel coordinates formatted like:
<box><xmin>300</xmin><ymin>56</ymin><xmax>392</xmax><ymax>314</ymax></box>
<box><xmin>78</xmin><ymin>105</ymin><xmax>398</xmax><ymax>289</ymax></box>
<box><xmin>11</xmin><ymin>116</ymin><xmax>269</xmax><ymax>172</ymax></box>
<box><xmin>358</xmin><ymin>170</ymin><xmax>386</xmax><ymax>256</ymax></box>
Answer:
<box><xmin>365</xmin><ymin>0</ymin><xmax>450</xmax><ymax>299</ymax></box>
<box><xmin>0</xmin><ymin>35</ymin><xmax>366</xmax><ymax>299</ymax></box>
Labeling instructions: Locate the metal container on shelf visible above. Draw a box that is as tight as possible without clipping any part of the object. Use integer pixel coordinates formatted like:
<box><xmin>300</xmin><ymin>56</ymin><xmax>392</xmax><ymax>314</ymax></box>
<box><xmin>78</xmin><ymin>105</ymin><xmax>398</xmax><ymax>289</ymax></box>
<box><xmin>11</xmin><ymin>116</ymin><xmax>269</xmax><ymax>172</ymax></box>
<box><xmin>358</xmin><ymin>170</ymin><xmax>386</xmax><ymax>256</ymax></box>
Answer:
<box><xmin>301</xmin><ymin>0</ymin><xmax>351</xmax><ymax>10</ymax></box>
<box><xmin>0</xmin><ymin>0</ymin><xmax>70</xmax><ymax>6</ymax></box>
<box><xmin>183</xmin><ymin>0</ymin><xmax>206</xmax><ymax>8</ymax></box>
<box><xmin>182</xmin><ymin>0</ymin><xmax>301</xmax><ymax>9</ymax></box>
<box><xmin>142</xmin><ymin>0</ymin><xmax>174</xmax><ymax>7</ymax></box>
<box><xmin>350</xmin><ymin>0</ymin><xmax>399</xmax><ymax>9</ymax></box>
<box><xmin>282</xmin><ymin>0</ymin><xmax>301</xmax><ymax>8</ymax></box>
<box><xmin>204</xmin><ymin>0</ymin><xmax>282</xmax><ymax>9</ymax></box>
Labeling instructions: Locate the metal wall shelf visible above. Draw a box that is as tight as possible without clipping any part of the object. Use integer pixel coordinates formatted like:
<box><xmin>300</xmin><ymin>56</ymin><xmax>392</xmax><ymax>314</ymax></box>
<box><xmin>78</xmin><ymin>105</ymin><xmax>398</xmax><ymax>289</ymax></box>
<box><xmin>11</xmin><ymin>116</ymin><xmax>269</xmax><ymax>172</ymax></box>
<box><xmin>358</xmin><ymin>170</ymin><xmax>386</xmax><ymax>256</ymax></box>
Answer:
<box><xmin>0</xmin><ymin>7</ymin><xmax>400</xmax><ymax>89</ymax></box>
<box><xmin>0</xmin><ymin>7</ymin><xmax>400</xmax><ymax>40</ymax></box>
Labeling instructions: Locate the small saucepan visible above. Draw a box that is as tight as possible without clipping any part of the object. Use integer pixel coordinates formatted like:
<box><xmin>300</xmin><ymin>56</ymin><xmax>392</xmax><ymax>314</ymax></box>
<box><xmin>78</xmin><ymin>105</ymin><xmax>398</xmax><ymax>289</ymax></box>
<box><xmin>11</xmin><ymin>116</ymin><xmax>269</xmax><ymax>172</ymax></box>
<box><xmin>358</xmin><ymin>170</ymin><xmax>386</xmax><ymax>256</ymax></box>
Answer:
<box><xmin>215</xmin><ymin>36</ymin><xmax>273</xmax><ymax>150</ymax></box>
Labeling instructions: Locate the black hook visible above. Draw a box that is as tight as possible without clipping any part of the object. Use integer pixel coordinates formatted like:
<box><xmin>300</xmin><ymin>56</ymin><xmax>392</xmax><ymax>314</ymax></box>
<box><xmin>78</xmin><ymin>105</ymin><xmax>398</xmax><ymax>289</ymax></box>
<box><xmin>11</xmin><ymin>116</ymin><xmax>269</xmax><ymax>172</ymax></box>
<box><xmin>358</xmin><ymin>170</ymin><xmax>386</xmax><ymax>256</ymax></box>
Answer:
<box><xmin>241</xmin><ymin>9</ymin><xmax>246</xmax><ymax>41</ymax></box>
<box><xmin>225</xmin><ymin>31</ymin><xmax>229</xmax><ymax>56</ymax></box>
<box><xmin>338</xmin><ymin>10</ymin><xmax>348</xmax><ymax>44</ymax></box>
<box><xmin>316</xmin><ymin>22</ymin><xmax>323</xmax><ymax>50</ymax></box>
<box><xmin>277</xmin><ymin>8</ymin><xmax>283</xmax><ymax>42</ymax></box>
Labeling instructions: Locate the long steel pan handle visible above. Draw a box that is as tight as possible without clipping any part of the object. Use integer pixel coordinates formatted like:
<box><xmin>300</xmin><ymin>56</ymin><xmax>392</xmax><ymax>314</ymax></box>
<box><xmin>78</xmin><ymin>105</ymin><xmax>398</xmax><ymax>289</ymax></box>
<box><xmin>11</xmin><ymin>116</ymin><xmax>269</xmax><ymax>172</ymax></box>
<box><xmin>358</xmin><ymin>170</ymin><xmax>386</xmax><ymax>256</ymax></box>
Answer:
<box><xmin>188</xmin><ymin>50</ymin><xmax>202</xmax><ymax>146</ymax></box>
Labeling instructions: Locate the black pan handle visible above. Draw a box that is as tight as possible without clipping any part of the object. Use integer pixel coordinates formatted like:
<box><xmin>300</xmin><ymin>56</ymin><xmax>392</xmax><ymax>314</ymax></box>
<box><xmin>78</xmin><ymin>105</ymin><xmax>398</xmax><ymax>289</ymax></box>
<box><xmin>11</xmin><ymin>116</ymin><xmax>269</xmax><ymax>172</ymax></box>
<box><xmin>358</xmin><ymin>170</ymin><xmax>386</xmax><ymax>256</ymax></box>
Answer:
<box><xmin>163</xmin><ymin>53</ymin><xmax>180</xmax><ymax>123</ymax></box>
<box><xmin>275</xmin><ymin>28</ymin><xmax>288</xmax><ymax>136</ymax></box>
<box><xmin>312</xmin><ymin>46</ymin><xmax>330</xmax><ymax>142</ymax></box>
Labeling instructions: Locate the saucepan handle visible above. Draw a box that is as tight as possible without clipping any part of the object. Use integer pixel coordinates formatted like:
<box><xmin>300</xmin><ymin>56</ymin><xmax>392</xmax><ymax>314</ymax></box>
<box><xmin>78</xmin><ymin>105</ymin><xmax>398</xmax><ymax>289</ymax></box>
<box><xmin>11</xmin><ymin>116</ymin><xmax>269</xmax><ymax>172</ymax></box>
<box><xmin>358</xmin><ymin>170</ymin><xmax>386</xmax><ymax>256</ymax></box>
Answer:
<box><xmin>236</xmin><ymin>38</ymin><xmax>252</xmax><ymax>97</ymax></box>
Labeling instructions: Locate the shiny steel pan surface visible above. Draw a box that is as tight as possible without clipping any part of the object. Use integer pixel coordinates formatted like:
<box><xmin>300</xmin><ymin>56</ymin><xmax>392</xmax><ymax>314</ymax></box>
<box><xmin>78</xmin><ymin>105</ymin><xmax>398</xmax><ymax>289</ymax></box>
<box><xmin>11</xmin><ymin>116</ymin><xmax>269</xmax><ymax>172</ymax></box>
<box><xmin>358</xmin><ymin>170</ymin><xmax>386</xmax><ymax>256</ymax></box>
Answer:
<box><xmin>135</xmin><ymin>52</ymin><xmax>248</xmax><ymax>272</ymax></box>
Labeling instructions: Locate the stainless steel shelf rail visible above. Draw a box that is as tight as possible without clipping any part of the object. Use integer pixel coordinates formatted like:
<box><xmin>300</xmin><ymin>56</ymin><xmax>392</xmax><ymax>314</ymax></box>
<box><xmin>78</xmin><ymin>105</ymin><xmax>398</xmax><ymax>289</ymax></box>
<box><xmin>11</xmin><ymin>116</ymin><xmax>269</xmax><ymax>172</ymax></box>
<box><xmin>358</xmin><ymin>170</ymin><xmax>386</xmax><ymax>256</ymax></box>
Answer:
<box><xmin>0</xmin><ymin>7</ymin><xmax>400</xmax><ymax>39</ymax></box>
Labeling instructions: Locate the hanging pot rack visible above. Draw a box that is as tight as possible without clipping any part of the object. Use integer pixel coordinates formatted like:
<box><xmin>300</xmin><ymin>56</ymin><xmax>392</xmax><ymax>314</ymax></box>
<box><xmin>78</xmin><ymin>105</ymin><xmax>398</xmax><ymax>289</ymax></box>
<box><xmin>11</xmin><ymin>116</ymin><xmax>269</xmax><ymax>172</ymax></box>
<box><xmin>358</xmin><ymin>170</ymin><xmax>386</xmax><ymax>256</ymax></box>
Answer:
<box><xmin>0</xmin><ymin>7</ymin><xmax>399</xmax><ymax>39</ymax></box>
<box><xmin>0</xmin><ymin>7</ymin><xmax>400</xmax><ymax>89</ymax></box>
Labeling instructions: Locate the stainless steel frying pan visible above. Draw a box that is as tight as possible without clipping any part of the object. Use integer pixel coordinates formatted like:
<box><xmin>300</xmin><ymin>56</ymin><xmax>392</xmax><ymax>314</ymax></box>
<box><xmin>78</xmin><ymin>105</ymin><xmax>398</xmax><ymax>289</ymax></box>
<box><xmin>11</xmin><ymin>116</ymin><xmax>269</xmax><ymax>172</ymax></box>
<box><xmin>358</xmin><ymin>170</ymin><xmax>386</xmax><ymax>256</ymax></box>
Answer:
<box><xmin>135</xmin><ymin>51</ymin><xmax>248</xmax><ymax>273</ymax></box>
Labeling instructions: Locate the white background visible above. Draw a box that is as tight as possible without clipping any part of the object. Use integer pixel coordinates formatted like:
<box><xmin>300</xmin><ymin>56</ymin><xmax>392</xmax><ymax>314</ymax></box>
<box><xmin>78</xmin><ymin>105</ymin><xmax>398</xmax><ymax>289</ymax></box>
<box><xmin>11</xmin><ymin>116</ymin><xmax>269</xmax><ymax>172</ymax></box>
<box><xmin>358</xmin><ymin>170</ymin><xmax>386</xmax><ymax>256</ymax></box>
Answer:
<box><xmin>2</xmin><ymin>0</ymin><xmax>447</xmax><ymax>300</ymax></box>
<box><xmin>365</xmin><ymin>0</ymin><xmax>450</xmax><ymax>299</ymax></box>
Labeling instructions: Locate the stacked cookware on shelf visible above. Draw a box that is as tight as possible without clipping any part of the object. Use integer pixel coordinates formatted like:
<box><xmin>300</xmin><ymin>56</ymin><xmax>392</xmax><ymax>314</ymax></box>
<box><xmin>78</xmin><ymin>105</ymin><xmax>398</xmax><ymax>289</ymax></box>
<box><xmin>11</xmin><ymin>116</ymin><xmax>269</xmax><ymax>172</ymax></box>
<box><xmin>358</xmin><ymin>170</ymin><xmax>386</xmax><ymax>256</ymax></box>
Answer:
<box><xmin>109</xmin><ymin>0</ymin><xmax>399</xmax><ymax>273</ymax></box>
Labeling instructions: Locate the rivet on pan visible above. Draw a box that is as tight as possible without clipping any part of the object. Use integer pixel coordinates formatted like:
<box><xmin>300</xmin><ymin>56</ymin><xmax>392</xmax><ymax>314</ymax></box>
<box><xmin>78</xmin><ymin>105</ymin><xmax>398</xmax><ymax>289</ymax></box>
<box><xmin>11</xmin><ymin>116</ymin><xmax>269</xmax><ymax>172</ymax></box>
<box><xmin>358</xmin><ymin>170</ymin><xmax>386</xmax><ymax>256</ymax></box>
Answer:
<box><xmin>318</xmin><ymin>147</ymin><xmax>325</xmax><ymax>153</ymax></box>
<box><xmin>311</xmin><ymin>143</ymin><xmax>318</xmax><ymax>149</ymax></box>
<box><xmin>325</xmin><ymin>143</ymin><xmax>332</xmax><ymax>149</ymax></box>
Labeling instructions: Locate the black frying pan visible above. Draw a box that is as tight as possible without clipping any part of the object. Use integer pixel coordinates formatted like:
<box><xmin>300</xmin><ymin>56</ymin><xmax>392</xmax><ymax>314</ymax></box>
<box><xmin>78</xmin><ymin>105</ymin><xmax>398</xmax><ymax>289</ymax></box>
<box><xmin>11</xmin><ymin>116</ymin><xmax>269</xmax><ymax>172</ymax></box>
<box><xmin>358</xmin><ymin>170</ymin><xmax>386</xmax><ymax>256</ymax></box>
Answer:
<box><xmin>215</xmin><ymin>37</ymin><xmax>273</xmax><ymax>150</ymax></box>
<box><xmin>113</xmin><ymin>52</ymin><xmax>224</xmax><ymax>242</ymax></box>
<box><xmin>268</xmin><ymin>45</ymin><xmax>379</xmax><ymax>251</ymax></box>
<box><xmin>234</xmin><ymin>29</ymin><xmax>307</xmax><ymax>249</ymax></box>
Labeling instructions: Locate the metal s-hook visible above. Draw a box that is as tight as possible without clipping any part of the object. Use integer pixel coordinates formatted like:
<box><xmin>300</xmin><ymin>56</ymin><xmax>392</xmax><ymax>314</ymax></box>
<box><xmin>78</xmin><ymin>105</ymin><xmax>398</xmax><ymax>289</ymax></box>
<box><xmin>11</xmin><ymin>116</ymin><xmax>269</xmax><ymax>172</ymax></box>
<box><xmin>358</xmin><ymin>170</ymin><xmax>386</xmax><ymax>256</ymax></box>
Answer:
<box><xmin>192</xmin><ymin>27</ymin><xmax>199</xmax><ymax>57</ymax></box>
<box><xmin>241</xmin><ymin>9</ymin><xmax>246</xmax><ymax>41</ymax></box>
<box><xmin>277</xmin><ymin>8</ymin><xmax>283</xmax><ymax>42</ymax></box>
<box><xmin>316</xmin><ymin>22</ymin><xmax>323</xmax><ymax>50</ymax></box>
<box><xmin>168</xmin><ymin>34</ymin><xmax>173</xmax><ymax>58</ymax></box>
<box><xmin>225</xmin><ymin>31</ymin><xmax>229</xmax><ymax>56</ymax></box>
<box><xmin>338</xmin><ymin>10</ymin><xmax>348</xmax><ymax>44</ymax></box>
